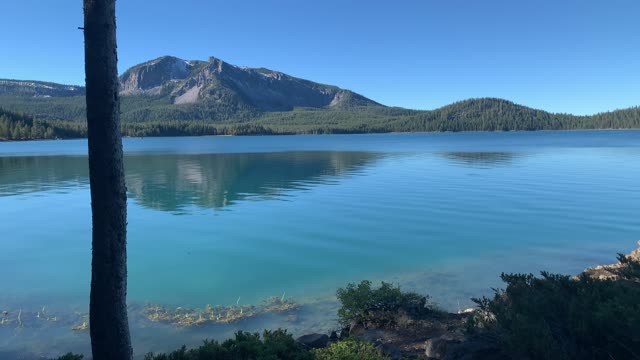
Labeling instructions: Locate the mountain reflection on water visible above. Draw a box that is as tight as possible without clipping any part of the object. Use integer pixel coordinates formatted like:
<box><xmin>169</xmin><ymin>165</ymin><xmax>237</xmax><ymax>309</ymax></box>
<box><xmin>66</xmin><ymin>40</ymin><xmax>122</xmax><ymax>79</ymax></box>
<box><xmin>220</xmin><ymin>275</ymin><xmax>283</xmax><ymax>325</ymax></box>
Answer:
<box><xmin>0</xmin><ymin>151</ymin><xmax>379</xmax><ymax>211</ymax></box>
<box><xmin>2</xmin><ymin>132</ymin><xmax>640</xmax><ymax>360</ymax></box>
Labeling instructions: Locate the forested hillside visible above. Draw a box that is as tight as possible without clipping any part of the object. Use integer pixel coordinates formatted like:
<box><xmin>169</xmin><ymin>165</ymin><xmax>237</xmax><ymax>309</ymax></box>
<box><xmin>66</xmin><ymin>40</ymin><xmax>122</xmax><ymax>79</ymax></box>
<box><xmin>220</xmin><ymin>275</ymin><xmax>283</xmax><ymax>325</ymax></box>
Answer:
<box><xmin>1</xmin><ymin>99</ymin><xmax>639</xmax><ymax>140</ymax></box>
<box><xmin>250</xmin><ymin>99</ymin><xmax>640</xmax><ymax>134</ymax></box>
<box><xmin>0</xmin><ymin>55</ymin><xmax>638</xmax><ymax>140</ymax></box>
<box><xmin>0</xmin><ymin>108</ymin><xmax>85</xmax><ymax>140</ymax></box>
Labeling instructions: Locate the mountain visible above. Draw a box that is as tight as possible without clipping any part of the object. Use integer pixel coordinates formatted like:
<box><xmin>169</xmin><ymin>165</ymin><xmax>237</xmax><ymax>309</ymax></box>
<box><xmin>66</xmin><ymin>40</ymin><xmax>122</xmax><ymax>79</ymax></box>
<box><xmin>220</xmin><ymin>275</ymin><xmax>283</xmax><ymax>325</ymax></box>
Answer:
<box><xmin>0</xmin><ymin>55</ymin><xmax>381</xmax><ymax>123</ymax></box>
<box><xmin>119</xmin><ymin>56</ymin><xmax>380</xmax><ymax>111</ymax></box>
<box><xmin>0</xmin><ymin>56</ymin><xmax>380</xmax><ymax>111</ymax></box>
<box><xmin>0</xmin><ymin>56</ymin><xmax>639</xmax><ymax>139</ymax></box>
<box><xmin>0</xmin><ymin>79</ymin><xmax>85</xmax><ymax>97</ymax></box>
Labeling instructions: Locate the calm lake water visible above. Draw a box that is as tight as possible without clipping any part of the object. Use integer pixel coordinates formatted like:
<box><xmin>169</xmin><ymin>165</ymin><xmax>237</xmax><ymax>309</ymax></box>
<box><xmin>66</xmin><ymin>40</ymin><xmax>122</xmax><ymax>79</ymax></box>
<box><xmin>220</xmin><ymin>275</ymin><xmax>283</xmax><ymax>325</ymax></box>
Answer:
<box><xmin>1</xmin><ymin>131</ymin><xmax>639</xmax><ymax>358</ymax></box>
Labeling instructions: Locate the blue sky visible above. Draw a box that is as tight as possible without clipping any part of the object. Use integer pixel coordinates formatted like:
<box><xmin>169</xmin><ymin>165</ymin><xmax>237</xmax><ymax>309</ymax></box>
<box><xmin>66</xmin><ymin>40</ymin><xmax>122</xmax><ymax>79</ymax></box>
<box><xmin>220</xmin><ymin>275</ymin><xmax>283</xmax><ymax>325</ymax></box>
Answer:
<box><xmin>1</xmin><ymin>0</ymin><xmax>638</xmax><ymax>115</ymax></box>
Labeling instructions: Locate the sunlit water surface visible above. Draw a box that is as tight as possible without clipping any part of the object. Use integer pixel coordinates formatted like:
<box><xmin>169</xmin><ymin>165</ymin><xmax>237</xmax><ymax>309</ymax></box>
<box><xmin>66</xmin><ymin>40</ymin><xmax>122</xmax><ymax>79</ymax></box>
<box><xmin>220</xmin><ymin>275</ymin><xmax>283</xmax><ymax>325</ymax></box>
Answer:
<box><xmin>1</xmin><ymin>131</ymin><xmax>639</xmax><ymax>358</ymax></box>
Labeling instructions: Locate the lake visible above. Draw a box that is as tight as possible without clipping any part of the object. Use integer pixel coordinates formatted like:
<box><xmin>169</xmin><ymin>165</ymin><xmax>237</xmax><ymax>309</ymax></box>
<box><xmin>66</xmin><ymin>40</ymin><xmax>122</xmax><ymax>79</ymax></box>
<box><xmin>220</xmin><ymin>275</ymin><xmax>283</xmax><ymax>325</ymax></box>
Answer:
<box><xmin>1</xmin><ymin>131</ymin><xmax>639</xmax><ymax>359</ymax></box>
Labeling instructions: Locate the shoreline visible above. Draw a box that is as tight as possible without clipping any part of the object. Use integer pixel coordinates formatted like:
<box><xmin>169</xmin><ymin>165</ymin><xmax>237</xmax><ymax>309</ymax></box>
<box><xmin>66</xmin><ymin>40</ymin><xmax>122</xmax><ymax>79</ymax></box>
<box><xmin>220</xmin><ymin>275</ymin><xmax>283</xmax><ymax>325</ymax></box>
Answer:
<box><xmin>1</xmin><ymin>127</ymin><xmax>640</xmax><ymax>143</ymax></box>
<box><xmin>3</xmin><ymin>242</ymin><xmax>639</xmax><ymax>359</ymax></box>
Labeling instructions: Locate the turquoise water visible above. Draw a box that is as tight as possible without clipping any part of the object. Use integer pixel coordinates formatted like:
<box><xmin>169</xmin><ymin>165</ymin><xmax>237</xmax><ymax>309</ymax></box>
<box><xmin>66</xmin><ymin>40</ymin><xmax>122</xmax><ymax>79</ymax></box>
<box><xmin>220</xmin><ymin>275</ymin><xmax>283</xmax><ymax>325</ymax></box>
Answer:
<box><xmin>1</xmin><ymin>131</ymin><xmax>640</xmax><ymax>358</ymax></box>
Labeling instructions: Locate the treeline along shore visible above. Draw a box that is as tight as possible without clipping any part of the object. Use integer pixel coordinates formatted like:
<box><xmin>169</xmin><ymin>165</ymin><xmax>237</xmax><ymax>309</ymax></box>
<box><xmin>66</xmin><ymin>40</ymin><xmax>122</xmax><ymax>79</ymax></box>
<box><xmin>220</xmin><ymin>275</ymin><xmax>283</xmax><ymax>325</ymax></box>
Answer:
<box><xmin>1</xmin><ymin>98</ymin><xmax>639</xmax><ymax>141</ymax></box>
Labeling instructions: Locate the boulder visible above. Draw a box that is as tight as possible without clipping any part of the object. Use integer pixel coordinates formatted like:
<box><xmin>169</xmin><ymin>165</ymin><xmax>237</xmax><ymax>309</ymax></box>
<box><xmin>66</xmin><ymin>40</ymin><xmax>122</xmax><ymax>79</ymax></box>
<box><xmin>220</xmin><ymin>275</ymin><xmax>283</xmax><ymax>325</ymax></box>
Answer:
<box><xmin>375</xmin><ymin>343</ymin><xmax>402</xmax><ymax>360</ymax></box>
<box><xmin>348</xmin><ymin>321</ymin><xmax>366</xmax><ymax>336</ymax></box>
<box><xmin>425</xmin><ymin>334</ymin><xmax>463</xmax><ymax>359</ymax></box>
<box><xmin>354</xmin><ymin>328</ymin><xmax>386</xmax><ymax>343</ymax></box>
<box><xmin>338</xmin><ymin>325</ymin><xmax>350</xmax><ymax>339</ymax></box>
<box><xmin>443</xmin><ymin>338</ymin><xmax>506</xmax><ymax>360</ymax></box>
<box><xmin>296</xmin><ymin>333</ymin><xmax>329</xmax><ymax>349</ymax></box>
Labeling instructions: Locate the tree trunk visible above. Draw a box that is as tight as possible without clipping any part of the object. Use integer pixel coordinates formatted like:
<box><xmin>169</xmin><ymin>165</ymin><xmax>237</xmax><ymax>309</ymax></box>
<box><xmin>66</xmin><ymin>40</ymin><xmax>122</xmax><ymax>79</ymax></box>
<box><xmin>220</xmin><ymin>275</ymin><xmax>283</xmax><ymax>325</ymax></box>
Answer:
<box><xmin>83</xmin><ymin>0</ymin><xmax>133</xmax><ymax>359</ymax></box>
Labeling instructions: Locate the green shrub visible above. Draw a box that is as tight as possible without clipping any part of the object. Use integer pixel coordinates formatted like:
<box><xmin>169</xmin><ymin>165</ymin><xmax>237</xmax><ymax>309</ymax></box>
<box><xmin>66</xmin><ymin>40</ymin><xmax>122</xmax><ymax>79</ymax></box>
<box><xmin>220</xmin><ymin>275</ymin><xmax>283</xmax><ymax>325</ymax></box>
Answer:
<box><xmin>336</xmin><ymin>280</ymin><xmax>436</xmax><ymax>326</ymax></box>
<box><xmin>144</xmin><ymin>329</ymin><xmax>312</xmax><ymax>360</ymax></box>
<box><xmin>612</xmin><ymin>253</ymin><xmax>640</xmax><ymax>281</ymax></box>
<box><xmin>312</xmin><ymin>338</ymin><xmax>388</xmax><ymax>360</ymax></box>
<box><xmin>53</xmin><ymin>354</ymin><xmax>83</xmax><ymax>360</ymax></box>
<box><xmin>471</xmin><ymin>270</ymin><xmax>640</xmax><ymax>360</ymax></box>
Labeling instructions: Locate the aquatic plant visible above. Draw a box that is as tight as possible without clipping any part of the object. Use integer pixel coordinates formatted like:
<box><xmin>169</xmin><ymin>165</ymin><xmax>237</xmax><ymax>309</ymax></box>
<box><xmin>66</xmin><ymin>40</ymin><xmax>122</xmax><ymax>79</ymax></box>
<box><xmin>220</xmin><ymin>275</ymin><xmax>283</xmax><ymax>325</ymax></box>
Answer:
<box><xmin>263</xmin><ymin>295</ymin><xmax>299</xmax><ymax>313</ymax></box>
<box><xmin>71</xmin><ymin>322</ymin><xmax>89</xmax><ymax>331</ymax></box>
<box><xmin>143</xmin><ymin>303</ymin><xmax>258</xmax><ymax>327</ymax></box>
<box><xmin>0</xmin><ymin>306</ymin><xmax>65</xmax><ymax>328</ymax></box>
<box><xmin>142</xmin><ymin>295</ymin><xmax>298</xmax><ymax>327</ymax></box>
<box><xmin>52</xmin><ymin>353</ymin><xmax>83</xmax><ymax>360</ymax></box>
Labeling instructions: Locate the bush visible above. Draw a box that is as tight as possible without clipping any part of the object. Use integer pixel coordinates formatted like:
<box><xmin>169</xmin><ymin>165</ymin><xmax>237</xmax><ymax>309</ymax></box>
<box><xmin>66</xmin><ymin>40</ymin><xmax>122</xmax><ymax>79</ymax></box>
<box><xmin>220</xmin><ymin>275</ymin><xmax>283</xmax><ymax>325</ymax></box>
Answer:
<box><xmin>144</xmin><ymin>329</ymin><xmax>312</xmax><ymax>360</ymax></box>
<box><xmin>53</xmin><ymin>354</ymin><xmax>83</xmax><ymax>360</ymax></box>
<box><xmin>312</xmin><ymin>338</ymin><xmax>388</xmax><ymax>360</ymax></box>
<box><xmin>336</xmin><ymin>280</ymin><xmax>436</xmax><ymax>326</ymax></box>
<box><xmin>470</xmin><ymin>270</ymin><xmax>640</xmax><ymax>360</ymax></box>
<box><xmin>612</xmin><ymin>253</ymin><xmax>640</xmax><ymax>281</ymax></box>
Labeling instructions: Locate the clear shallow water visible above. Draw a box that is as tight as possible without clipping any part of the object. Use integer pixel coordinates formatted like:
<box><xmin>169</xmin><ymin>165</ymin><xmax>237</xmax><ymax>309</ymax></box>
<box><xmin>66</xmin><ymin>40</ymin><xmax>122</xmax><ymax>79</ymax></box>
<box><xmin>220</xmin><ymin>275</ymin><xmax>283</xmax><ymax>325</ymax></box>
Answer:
<box><xmin>1</xmin><ymin>131</ymin><xmax>639</xmax><ymax>358</ymax></box>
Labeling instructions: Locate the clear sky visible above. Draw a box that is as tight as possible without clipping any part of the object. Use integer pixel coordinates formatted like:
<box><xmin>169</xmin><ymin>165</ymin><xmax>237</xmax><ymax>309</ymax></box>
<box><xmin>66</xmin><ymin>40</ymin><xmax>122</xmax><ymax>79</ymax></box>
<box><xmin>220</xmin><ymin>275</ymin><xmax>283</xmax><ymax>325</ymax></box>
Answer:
<box><xmin>1</xmin><ymin>0</ymin><xmax>638</xmax><ymax>115</ymax></box>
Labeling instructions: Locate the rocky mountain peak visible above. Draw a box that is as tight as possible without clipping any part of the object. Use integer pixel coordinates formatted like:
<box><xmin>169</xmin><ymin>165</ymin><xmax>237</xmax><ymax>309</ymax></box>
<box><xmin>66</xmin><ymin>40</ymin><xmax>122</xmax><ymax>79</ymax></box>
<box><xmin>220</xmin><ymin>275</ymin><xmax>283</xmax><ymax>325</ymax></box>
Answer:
<box><xmin>116</xmin><ymin>54</ymin><xmax>382</xmax><ymax>111</ymax></box>
<box><xmin>119</xmin><ymin>56</ymin><xmax>194</xmax><ymax>95</ymax></box>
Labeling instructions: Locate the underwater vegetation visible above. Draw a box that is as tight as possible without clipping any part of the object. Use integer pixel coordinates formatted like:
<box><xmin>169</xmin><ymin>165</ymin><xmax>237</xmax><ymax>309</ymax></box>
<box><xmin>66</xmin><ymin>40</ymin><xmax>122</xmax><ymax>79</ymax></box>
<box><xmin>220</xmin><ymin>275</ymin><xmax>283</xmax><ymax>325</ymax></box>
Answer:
<box><xmin>0</xmin><ymin>295</ymin><xmax>300</xmax><ymax>332</ymax></box>
<box><xmin>143</xmin><ymin>295</ymin><xmax>299</xmax><ymax>327</ymax></box>
<box><xmin>0</xmin><ymin>305</ymin><xmax>82</xmax><ymax>329</ymax></box>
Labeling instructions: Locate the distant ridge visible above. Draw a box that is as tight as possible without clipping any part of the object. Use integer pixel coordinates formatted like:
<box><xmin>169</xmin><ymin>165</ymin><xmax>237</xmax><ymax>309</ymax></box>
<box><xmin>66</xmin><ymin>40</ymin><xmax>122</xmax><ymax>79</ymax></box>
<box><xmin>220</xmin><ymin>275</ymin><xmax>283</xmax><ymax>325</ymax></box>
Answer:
<box><xmin>0</xmin><ymin>79</ymin><xmax>84</xmax><ymax>97</ymax></box>
<box><xmin>0</xmin><ymin>55</ymin><xmax>639</xmax><ymax>139</ymax></box>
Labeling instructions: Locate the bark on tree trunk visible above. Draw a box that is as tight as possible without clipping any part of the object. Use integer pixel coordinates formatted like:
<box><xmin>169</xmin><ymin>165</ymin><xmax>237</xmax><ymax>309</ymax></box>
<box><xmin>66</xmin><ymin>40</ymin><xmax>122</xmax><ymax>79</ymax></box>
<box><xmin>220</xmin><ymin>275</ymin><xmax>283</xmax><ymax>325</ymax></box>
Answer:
<box><xmin>83</xmin><ymin>0</ymin><xmax>133</xmax><ymax>359</ymax></box>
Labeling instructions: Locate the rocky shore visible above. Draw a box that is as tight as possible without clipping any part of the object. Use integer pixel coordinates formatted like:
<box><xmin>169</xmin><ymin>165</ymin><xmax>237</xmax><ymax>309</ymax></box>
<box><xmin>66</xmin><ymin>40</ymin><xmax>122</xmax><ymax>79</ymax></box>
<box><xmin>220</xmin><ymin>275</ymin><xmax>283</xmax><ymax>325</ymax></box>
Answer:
<box><xmin>297</xmin><ymin>302</ymin><xmax>502</xmax><ymax>360</ymax></box>
<box><xmin>17</xmin><ymin>241</ymin><xmax>638</xmax><ymax>359</ymax></box>
<box><xmin>582</xmin><ymin>240</ymin><xmax>640</xmax><ymax>280</ymax></box>
<box><xmin>296</xmin><ymin>241</ymin><xmax>640</xmax><ymax>360</ymax></box>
